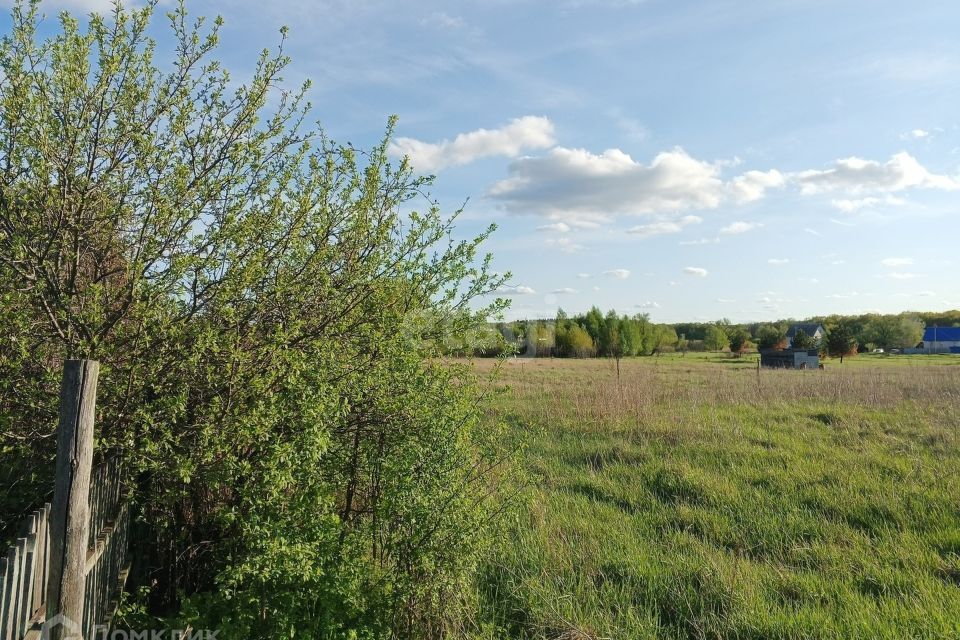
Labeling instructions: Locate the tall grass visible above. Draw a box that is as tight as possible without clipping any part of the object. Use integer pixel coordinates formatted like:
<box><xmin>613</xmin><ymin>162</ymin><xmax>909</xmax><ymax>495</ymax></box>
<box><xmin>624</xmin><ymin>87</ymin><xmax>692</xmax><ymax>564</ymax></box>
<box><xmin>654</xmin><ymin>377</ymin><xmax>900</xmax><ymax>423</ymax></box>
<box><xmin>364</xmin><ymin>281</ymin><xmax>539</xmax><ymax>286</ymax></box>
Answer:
<box><xmin>469</xmin><ymin>357</ymin><xmax>960</xmax><ymax>639</ymax></box>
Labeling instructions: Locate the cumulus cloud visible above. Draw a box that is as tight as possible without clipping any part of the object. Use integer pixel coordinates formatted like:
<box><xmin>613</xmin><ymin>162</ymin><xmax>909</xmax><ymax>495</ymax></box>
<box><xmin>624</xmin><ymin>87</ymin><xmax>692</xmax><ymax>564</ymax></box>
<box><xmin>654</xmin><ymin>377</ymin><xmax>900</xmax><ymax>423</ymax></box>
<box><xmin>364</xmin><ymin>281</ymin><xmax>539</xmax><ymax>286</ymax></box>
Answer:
<box><xmin>489</xmin><ymin>146</ymin><xmax>727</xmax><ymax>219</ymax></box>
<box><xmin>727</xmin><ymin>170</ymin><xmax>785</xmax><ymax>203</ymax></box>
<box><xmin>796</xmin><ymin>152</ymin><xmax>960</xmax><ymax>195</ymax></box>
<box><xmin>577</xmin><ymin>273</ymin><xmax>591</xmax><ymax>278</ymax></box>
<box><xmin>720</xmin><ymin>221</ymin><xmax>761</xmax><ymax>234</ymax></box>
<box><xmin>389</xmin><ymin>116</ymin><xmax>555</xmax><ymax>172</ymax></box>
<box><xmin>551</xmin><ymin>287</ymin><xmax>577</xmax><ymax>294</ymax></box>
<box><xmin>886</xmin><ymin>272</ymin><xmax>916</xmax><ymax>280</ymax></box>
<box><xmin>881</xmin><ymin>257</ymin><xmax>913</xmax><ymax>267</ymax></box>
<box><xmin>768</xmin><ymin>258</ymin><xmax>790</xmax><ymax>265</ymax></box>
<box><xmin>496</xmin><ymin>285</ymin><xmax>536</xmax><ymax>295</ymax></box>
<box><xmin>537</xmin><ymin>222</ymin><xmax>571</xmax><ymax>233</ymax></box>
<box><xmin>683</xmin><ymin>267</ymin><xmax>708</xmax><ymax>277</ymax></box>
<box><xmin>602</xmin><ymin>268</ymin><xmax>631</xmax><ymax>279</ymax></box>
<box><xmin>627</xmin><ymin>215</ymin><xmax>702</xmax><ymax>238</ymax></box>
<box><xmin>636</xmin><ymin>301</ymin><xmax>661</xmax><ymax>309</ymax></box>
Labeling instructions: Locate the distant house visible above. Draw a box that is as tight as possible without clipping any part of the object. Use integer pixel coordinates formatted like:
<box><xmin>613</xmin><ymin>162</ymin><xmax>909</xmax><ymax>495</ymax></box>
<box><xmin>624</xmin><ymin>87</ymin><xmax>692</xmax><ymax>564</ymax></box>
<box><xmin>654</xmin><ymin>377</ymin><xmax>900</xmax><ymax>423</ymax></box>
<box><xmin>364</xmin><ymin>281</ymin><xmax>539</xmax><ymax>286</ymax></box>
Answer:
<box><xmin>785</xmin><ymin>323</ymin><xmax>825</xmax><ymax>348</ymax></box>
<box><xmin>760</xmin><ymin>348</ymin><xmax>820</xmax><ymax>369</ymax></box>
<box><xmin>920</xmin><ymin>326</ymin><xmax>960</xmax><ymax>354</ymax></box>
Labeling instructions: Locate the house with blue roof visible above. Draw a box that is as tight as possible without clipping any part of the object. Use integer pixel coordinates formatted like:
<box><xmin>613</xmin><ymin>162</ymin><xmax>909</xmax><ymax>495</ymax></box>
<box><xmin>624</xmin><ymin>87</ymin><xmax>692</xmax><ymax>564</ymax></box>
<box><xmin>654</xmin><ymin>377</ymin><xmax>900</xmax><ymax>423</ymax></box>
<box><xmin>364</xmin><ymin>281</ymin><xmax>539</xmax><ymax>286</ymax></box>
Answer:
<box><xmin>921</xmin><ymin>326</ymin><xmax>960</xmax><ymax>353</ymax></box>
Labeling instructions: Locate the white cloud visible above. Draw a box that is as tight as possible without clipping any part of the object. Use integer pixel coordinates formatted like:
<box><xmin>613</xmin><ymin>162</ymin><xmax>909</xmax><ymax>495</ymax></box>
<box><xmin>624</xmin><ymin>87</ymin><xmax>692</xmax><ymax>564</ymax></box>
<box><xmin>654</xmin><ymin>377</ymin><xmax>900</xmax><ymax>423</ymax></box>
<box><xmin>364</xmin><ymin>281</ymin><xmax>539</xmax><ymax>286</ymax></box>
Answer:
<box><xmin>768</xmin><ymin>258</ymin><xmax>790</xmax><ymax>265</ymax></box>
<box><xmin>390</xmin><ymin>116</ymin><xmax>555</xmax><ymax>171</ymax></box>
<box><xmin>720</xmin><ymin>221</ymin><xmax>761</xmax><ymax>235</ymax></box>
<box><xmin>900</xmin><ymin>128</ymin><xmax>931</xmax><ymax>140</ymax></box>
<box><xmin>715</xmin><ymin>298</ymin><xmax>735</xmax><ymax>303</ymax></box>
<box><xmin>727</xmin><ymin>170</ymin><xmax>785</xmax><ymax>203</ymax></box>
<box><xmin>537</xmin><ymin>222</ymin><xmax>571</xmax><ymax>233</ymax></box>
<box><xmin>804</xmin><ymin>228</ymin><xmax>821</xmax><ymax>236</ymax></box>
<box><xmin>881</xmin><ymin>257</ymin><xmax>913</xmax><ymax>267</ymax></box>
<box><xmin>917</xmin><ymin>291</ymin><xmax>936</xmax><ymax>297</ymax></box>
<box><xmin>683</xmin><ymin>267</ymin><xmax>708</xmax><ymax>277</ymax></box>
<box><xmin>489</xmin><ymin>146</ymin><xmax>728</xmax><ymax>219</ymax></box>
<box><xmin>886</xmin><ymin>272</ymin><xmax>916</xmax><ymax>280</ymax></box>
<box><xmin>551</xmin><ymin>287</ymin><xmax>577</xmax><ymax>294</ymax></box>
<box><xmin>603</xmin><ymin>268</ymin><xmax>631</xmax><ymax>279</ymax></box>
<box><xmin>577</xmin><ymin>273</ymin><xmax>591</xmax><ymax>279</ymax></box>
<box><xmin>496</xmin><ymin>285</ymin><xmax>536</xmax><ymax>295</ymax></box>
<box><xmin>544</xmin><ymin>237</ymin><xmax>584</xmax><ymax>253</ymax></box>
<box><xmin>830</xmin><ymin>195</ymin><xmax>906</xmax><ymax>212</ymax></box>
<box><xmin>627</xmin><ymin>215</ymin><xmax>701</xmax><ymax>238</ymax></box>
<box><xmin>797</xmin><ymin>152</ymin><xmax>960</xmax><ymax>195</ymax></box>
<box><xmin>636</xmin><ymin>301</ymin><xmax>661</xmax><ymax>309</ymax></box>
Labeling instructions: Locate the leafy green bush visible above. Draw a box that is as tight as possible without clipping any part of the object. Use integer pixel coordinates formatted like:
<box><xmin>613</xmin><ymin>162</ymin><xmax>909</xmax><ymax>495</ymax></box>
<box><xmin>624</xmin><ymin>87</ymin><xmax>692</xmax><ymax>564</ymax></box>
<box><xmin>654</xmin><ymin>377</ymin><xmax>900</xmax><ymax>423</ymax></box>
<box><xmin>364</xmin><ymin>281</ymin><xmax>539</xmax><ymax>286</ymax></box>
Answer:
<box><xmin>0</xmin><ymin>1</ymin><xmax>513</xmax><ymax>636</ymax></box>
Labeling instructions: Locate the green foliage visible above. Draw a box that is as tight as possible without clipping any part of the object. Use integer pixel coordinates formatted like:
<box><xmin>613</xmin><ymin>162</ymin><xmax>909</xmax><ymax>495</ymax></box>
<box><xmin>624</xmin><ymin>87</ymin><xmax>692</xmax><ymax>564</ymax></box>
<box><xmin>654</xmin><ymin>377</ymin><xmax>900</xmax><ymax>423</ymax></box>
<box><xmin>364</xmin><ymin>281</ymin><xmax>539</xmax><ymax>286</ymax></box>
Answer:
<box><xmin>756</xmin><ymin>325</ymin><xmax>787</xmax><ymax>350</ymax></box>
<box><xmin>864</xmin><ymin>315</ymin><xmax>925</xmax><ymax>350</ymax></box>
<box><xmin>704</xmin><ymin>325</ymin><xmax>729</xmax><ymax>352</ymax></box>
<box><xmin>826</xmin><ymin>322</ymin><xmax>858</xmax><ymax>359</ymax></box>
<box><xmin>0</xmin><ymin>2</ymin><xmax>512</xmax><ymax>635</ymax></box>
<box><xmin>790</xmin><ymin>329</ymin><xmax>814</xmax><ymax>350</ymax></box>
<box><xmin>726</xmin><ymin>327</ymin><xmax>750</xmax><ymax>354</ymax></box>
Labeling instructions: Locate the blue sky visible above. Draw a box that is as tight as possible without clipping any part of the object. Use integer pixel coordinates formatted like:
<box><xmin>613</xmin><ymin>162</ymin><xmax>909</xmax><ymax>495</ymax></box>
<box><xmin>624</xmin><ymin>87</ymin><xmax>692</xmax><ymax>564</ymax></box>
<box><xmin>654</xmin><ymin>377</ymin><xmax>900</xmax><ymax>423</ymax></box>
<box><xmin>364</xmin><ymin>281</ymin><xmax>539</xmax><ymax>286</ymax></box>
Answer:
<box><xmin>9</xmin><ymin>0</ymin><xmax>960</xmax><ymax>322</ymax></box>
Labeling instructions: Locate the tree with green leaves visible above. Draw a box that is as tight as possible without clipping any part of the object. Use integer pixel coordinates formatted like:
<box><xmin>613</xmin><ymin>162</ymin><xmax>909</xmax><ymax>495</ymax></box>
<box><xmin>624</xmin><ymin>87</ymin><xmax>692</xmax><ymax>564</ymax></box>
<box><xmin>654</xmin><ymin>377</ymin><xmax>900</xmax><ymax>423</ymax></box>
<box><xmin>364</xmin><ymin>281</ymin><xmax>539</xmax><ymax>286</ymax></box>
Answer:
<box><xmin>865</xmin><ymin>315</ymin><xmax>925</xmax><ymax>350</ymax></box>
<box><xmin>704</xmin><ymin>325</ymin><xmax>729</xmax><ymax>352</ymax></box>
<box><xmin>756</xmin><ymin>324</ymin><xmax>787</xmax><ymax>350</ymax></box>
<box><xmin>727</xmin><ymin>327</ymin><xmax>750</xmax><ymax>355</ymax></box>
<box><xmin>0</xmin><ymin>2</ymin><xmax>511</xmax><ymax>635</ymax></box>
<box><xmin>826</xmin><ymin>322</ymin><xmax>858</xmax><ymax>362</ymax></box>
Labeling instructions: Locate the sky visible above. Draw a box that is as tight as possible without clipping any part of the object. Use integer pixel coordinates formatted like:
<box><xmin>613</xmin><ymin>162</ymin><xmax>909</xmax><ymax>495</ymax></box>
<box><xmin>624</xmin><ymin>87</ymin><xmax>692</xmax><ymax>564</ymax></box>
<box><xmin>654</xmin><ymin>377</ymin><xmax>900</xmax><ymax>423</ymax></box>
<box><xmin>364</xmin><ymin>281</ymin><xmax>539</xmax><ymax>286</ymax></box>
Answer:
<box><xmin>5</xmin><ymin>0</ymin><xmax>960</xmax><ymax>322</ymax></box>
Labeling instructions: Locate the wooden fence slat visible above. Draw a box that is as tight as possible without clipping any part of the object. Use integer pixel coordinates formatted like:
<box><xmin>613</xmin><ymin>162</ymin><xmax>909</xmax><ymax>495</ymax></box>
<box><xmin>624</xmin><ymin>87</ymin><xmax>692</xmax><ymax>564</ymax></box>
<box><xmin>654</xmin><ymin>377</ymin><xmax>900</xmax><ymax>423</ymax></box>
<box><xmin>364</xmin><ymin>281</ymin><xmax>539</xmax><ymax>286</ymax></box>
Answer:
<box><xmin>4</xmin><ymin>542</ymin><xmax>22</xmax><ymax>640</ymax></box>
<box><xmin>0</xmin><ymin>552</ymin><xmax>10</xmax><ymax>640</ymax></box>
<box><xmin>32</xmin><ymin>508</ymin><xmax>47</xmax><ymax>619</ymax></box>
<box><xmin>18</xmin><ymin>533</ymin><xmax>36</xmax><ymax>640</ymax></box>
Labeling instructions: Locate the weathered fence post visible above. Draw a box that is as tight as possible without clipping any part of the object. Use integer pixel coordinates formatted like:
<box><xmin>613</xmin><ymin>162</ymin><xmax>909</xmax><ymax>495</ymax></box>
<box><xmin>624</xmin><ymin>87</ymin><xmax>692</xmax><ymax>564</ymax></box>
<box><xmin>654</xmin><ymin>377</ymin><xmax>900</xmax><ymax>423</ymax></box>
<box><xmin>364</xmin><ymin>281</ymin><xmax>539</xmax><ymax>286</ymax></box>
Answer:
<box><xmin>46</xmin><ymin>360</ymin><xmax>98</xmax><ymax>639</ymax></box>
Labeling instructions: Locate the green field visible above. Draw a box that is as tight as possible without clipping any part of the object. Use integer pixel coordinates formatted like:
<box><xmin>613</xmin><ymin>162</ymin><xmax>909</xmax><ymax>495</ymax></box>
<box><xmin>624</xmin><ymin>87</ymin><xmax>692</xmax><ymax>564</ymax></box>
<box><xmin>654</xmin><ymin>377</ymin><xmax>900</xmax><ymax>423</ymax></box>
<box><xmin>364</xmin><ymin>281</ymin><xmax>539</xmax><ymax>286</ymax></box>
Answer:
<box><xmin>470</xmin><ymin>355</ymin><xmax>960</xmax><ymax>639</ymax></box>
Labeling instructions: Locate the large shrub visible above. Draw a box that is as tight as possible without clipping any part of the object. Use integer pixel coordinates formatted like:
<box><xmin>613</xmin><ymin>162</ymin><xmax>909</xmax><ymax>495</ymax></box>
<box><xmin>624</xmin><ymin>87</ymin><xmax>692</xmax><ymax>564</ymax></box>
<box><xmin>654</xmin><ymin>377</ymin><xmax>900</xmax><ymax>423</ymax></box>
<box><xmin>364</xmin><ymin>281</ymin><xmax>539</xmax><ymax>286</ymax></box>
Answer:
<box><xmin>0</xmin><ymin>1</ymin><xmax>510</xmax><ymax>636</ymax></box>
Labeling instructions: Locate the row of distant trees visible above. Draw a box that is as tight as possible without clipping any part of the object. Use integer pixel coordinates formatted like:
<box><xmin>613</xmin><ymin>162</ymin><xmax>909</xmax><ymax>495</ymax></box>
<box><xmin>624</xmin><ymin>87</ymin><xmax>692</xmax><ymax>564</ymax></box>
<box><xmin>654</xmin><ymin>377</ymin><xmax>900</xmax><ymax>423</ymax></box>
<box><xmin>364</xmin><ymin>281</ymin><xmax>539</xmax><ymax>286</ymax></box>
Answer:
<box><xmin>473</xmin><ymin>309</ymin><xmax>959</xmax><ymax>359</ymax></box>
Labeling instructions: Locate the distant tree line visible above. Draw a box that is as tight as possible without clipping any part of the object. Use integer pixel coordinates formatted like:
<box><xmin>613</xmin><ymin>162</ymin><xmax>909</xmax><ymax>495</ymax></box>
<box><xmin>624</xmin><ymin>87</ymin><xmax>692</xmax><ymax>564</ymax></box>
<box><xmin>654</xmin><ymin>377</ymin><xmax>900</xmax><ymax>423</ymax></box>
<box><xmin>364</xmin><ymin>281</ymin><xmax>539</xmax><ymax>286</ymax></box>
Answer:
<box><xmin>468</xmin><ymin>309</ymin><xmax>960</xmax><ymax>359</ymax></box>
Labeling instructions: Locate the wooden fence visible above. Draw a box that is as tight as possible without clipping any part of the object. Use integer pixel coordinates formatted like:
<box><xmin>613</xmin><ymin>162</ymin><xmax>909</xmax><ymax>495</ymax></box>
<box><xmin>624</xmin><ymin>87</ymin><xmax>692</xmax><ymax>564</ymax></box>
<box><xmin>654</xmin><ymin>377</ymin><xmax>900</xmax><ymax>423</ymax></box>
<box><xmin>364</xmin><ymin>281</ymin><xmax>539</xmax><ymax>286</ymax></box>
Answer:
<box><xmin>0</xmin><ymin>360</ymin><xmax>131</xmax><ymax>640</ymax></box>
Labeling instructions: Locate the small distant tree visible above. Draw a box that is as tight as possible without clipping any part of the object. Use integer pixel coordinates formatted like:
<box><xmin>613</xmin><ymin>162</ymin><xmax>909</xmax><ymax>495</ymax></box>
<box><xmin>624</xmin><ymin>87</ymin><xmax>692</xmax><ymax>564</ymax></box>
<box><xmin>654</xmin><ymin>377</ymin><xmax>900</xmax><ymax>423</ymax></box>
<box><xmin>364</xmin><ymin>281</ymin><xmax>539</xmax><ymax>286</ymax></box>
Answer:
<box><xmin>604</xmin><ymin>311</ymin><xmax>624</xmax><ymax>375</ymax></box>
<box><xmin>704</xmin><ymin>325</ymin><xmax>729</xmax><ymax>352</ymax></box>
<box><xmin>727</xmin><ymin>327</ymin><xmax>750</xmax><ymax>356</ymax></box>
<box><xmin>566</xmin><ymin>324</ymin><xmax>596</xmax><ymax>357</ymax></box>
<box><xmin>677</xmin><ymin>337</ymin><xmax>689</xmax><ymax>357</ymax></box>
<box><xmin>757</xmin><ymin>325</ymin><xmax>786</xmax><ymax>350</ymax></box>
<box><xmin>652</xmin><ymin>325</ymin><xmax>678</xmax><ymax>356</ymax></box>
<box><xmin>826</xmin><ymin>322</ymin><xmax>858</xmax><ymax>362</ymax></box>
<box><xmin>619</xmin><ymin>317</ymin><xmax>642</xmax><ymax>357</ymax></box>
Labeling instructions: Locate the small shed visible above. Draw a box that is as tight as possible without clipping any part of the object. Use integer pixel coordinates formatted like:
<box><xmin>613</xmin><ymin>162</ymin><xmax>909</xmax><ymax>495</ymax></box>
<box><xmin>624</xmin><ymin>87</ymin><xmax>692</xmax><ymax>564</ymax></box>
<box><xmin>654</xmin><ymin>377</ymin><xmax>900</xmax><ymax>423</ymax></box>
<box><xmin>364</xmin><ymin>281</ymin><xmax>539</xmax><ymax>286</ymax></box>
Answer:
<box><xmin>760</xmin><ymin>348</ymin><xmax>820</xmax><ymax>369</ymax></box>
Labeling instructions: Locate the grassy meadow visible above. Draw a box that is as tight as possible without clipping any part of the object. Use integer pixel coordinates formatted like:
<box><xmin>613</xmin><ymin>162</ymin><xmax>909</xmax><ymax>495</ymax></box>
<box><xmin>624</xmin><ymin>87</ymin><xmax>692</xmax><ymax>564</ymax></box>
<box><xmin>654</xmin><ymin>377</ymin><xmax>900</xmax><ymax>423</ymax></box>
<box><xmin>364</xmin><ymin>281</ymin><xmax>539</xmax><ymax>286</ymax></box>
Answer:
<box><xmin>470</xmin><ymin>354</ymin><xmax>960</xmax><ymax>639</ymax></box>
